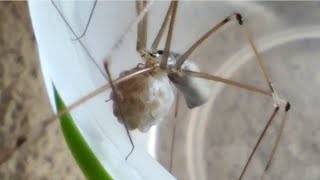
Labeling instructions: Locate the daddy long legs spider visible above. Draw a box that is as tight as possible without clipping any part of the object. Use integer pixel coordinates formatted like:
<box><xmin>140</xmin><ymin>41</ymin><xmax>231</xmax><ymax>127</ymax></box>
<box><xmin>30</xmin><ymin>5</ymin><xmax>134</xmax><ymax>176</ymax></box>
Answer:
<box><xmin>3</xmin><ymin>1</ymin><xmax>297</xmax><ymax>179</ymax></box>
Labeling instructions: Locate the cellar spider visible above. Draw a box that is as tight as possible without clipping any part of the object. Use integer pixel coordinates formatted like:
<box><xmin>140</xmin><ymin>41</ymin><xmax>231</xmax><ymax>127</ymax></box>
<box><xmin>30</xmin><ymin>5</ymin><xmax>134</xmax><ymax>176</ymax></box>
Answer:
<box><xmin>1</xmin><ymin>1</ymin><xmax>291</xmax><ymax>179</ymax></box>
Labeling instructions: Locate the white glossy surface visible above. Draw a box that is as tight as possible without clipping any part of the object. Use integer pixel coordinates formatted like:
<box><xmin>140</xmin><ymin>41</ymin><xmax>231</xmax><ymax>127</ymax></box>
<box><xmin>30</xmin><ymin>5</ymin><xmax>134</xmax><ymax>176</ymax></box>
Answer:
<box><xmin>29</xmin><ymin>1</ymin><xmax>320</xmax><ymax>180</ymax></box>
<box><xmin>28</xmin><ymin>0</ymin><xmax>175</xmax><ymax>179</ymax></box>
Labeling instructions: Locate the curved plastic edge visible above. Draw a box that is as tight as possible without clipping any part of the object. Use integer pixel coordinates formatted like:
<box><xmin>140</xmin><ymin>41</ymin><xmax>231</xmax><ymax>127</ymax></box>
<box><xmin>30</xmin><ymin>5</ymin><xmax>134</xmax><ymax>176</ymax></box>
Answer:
<box><xmin>53</xmin><ymin>84</ymin><xmax>113</xmax><ymax>180</ymax></box>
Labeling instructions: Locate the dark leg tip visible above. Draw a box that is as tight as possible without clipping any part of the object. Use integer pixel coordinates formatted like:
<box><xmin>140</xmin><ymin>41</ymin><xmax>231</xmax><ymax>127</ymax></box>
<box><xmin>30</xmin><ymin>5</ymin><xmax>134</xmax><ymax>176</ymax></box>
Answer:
<box><xmin>125</xmin><ymin>146</ymin><xmax>134</xmax><ymax>161</ymax></box>
<box><xmin>265</xmin><ymin>163</ymin><xmax>270</xmax><ymax>172</ymax></box>
<box><xmin>285</xmin><ymin>102</ymin><xmax>291</xmax><ymax>111</ymax></box>
<box><xmin>235</xmin><ymin>12</ymin><xmax>243</xmax><ymax>25</ymax></box>
<box><xmin>16</xmin><ymin>136</ymin><xmax>26</xmax><ymax>147</ymax></box>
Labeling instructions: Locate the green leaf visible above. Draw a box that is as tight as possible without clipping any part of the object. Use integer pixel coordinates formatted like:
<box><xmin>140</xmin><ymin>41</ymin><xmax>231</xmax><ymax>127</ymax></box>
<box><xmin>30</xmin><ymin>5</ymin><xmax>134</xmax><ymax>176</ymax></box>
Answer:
<box><xmin>53</xmin><ymin>85</ymin><xmax>112</xmax><ymax>180</ymax></box>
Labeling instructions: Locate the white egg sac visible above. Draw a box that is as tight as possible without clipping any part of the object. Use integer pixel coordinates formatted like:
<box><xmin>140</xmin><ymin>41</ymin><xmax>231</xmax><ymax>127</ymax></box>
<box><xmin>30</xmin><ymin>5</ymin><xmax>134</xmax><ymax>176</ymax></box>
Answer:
<box><xmin>111</xmin><ymin>66</ymin><xmax>174</xmax><ymax>132</ymax></box>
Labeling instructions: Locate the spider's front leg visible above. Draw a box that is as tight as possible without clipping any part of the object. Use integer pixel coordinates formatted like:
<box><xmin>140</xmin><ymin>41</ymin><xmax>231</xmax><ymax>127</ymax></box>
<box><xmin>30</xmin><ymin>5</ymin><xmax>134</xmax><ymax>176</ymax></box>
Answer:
<box><xmin>136</xmin><ymin>0</ymin><xmax>149</xmax><ymax>56</ymax></box>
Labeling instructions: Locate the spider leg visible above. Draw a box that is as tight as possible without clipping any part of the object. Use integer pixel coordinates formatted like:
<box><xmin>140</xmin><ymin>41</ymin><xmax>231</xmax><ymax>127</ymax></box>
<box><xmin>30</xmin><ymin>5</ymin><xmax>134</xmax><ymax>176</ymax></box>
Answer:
<box><xmin>260</xmin><ymin>102</ymin><xmax>291</xmax><ymax>180</ymax></box>
<box><xmin>235</xmin><ymin>14</ymin><xmax>292</xmax><ymax>179</ymax></box>
<box><xmin>238</xmin><ymin>106</ymin><xmax>280</xmax><ymax>180</ymax></box>
<box><xmin>169</xmin><ymin>11</ymin><xmax>291</xmax><ymax>178</ymax></box>
<box><xmin>104</xmin><ymin>61</ymin><xmax>134</xmax><ymax>160</ymax></box>
<box><xmin>172</xmin><ymin>68</ymin><xmax>290</xmax><ymax>179</ymax></box>
<box><xmin>174</xmin><ymin>91</ymin><xmax>180</xmax><ymax>118</ymax></box>
<box><xmin>0</xmin><ymin>137</ymin><xmax>26</xmax><ymax>166</ymax></box>
<box><xmin>0</xmin><ymin>65</ymin><xmax>155</xmax><ymax>166</ymax></box>
<box><xmin>72</xmin><ymin>0</ymin><xmax>97</xmax><ymax>40</ymax></box>
<box><xmin>51</xmin><ymin>0</ymin><xmax>108</xmax><ymax>80</ymax></box>
<box><xmin>176</xmin><ymin>69</ymin><xmax>271</xmax><ymax>96</ymax></box>
<box><xmin>150</xmin><ymin>1</ymin><xmax>174</xmax><ymax>52</ymax></box>
<box><xmin>174</xmin><ymin>13</ymin><xmax>243</xmax><ymax>69</ymax></box>
<box><xmin>174</xmin><ymin>12</ymin><xmax>282</xmax><ymax>103</ymax></box>
<box><xmin>169</xmin><ymin>90</ymin><xmax>180</xmax><ymax>173</ymax></box>
<box><xmin>136</xmin><ymin>0</ymin><xmax>149</xmax><ymax>55</ymax></box>
<box><xmin>159</xmin><ymin>1</ymin><xmax>178</xmax><ymax>69</ymax></box>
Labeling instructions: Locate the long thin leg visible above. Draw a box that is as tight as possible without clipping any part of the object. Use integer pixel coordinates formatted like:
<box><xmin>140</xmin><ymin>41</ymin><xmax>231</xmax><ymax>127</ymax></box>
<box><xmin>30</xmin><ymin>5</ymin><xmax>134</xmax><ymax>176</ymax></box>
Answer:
<box><xmin>261</xmin><ymin>102</ymin><xmax>291</xmax><ymax>180</ymax></box>
<box><xmin>174</xmin><ymin>12</ymin><xmax>278</xmax><ymax>100</ymax></box>
<box><xmin>171</xmin><ymin>11</ymin><xmax>290</xmax><ymax>177</ymax></box>
<box><xmin>150</xmin><ymin>1</ymin><xmax>174</xmax><ymax>52</ymax></box>
<box><xmin>239</xmin><ymin>22</ymin><xmax>273</xmax><ymax>92</ymax></box>
<box><xmin>46</xmin><ymin>66</ymin><xmax>156</xmax><ymax>126</ymax></box>
<box><xmin>169</xmin><ymin>118</ymin><xmax>178</xmax><ymax>173</ymax></box>
<box><xmin>0</xmin><ymin>66</ymin><xmax>155</xmax><ymax>166</ymax></box>
<box><xmin>41</xmin><ymin>0</ymin><xmax>152</xmax><ymax>152</ymax></box>
<box><xmin>0</xmin><ymin>67</ymin><xmax>155</xmax><ymax>165</ymax></box>
<box><xmin>176</xmin><ymin>69</ymin><xmax>272</xmax><ymax>97</ymax></box>
<box><xmin>51</xmin><ymin>0</ymin><xmax>107</xmax><ymax>80</ymax></box>
<box><xmin>160</xmin><ymin>1</ymin><xmax>178</xmax><ymax>69</ymax></box>
<box><xmin>51</xmin><ymin>0</ymin><xmax>154</xmax><ymax>122</ymax></box>
<box><xmin>174</xmin><ymin>69</ymin><xmax>288</xmax><ymax>179</ymax></box>
<box><xmin>52</xmin><ymin>0</ymin><xmax>152</xmax><ymax>80</ymax></box>
<box><xmin>232</xmin><ymin>14</ymin><xmax>292</xmax><ymax>178</ymax></box>
<box><xmin>104</xmin><ymin>61</ymin><xmax>135</xmax><ymax>160</ymax></box>
<box><xmin>72</xmin><ymin>0</ymin><xmax>97</xmax><ymax>40</ymax></box>
<box><xmin>174</xmin><ymin>13</ymin><xmax>241</xmax><ymax>69</ymax></box>
<box><xmin>169</xmin><ymin>91</ymin><xmax>180</xmax><ymax>172</ymax></box>
<box><xmin>136</xmin><ymin>0</ymin><xmax>148</xmax><ymax>55</ymax></box>
<box><xmin>174</xmin><ymin>91</ymin><xmax>180</xmax><ymax>118</ymax></box>
<box><xmin>0</xmin><ymin>137</ymin><xmax>26</xmax><ymax>166</ymax></box>
<box><xmin>239</xmin><ymin>106</ymin><xmax>280</xmax><ymax>180</ymax></box>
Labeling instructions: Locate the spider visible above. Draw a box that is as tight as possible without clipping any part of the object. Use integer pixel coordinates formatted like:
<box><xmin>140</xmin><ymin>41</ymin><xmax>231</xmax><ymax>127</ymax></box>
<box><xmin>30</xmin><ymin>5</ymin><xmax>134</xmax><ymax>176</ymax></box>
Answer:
<box><xmin>1</xmin><ymin>1</ymin><xmax>291</xmax><ymax>179</ymax></box>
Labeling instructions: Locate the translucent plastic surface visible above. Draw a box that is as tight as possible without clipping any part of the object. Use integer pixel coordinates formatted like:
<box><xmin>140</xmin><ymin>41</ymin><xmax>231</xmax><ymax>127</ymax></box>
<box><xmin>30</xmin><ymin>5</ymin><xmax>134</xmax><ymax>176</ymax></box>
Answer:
<box><xmin>30</xmin><ymin>1</ymin><xmax>320</xmax><ymax>180</ymax></box>
<box><xmin>154</xmin><ymin>2</ymin><xmax>320</xmax><ymax>180</ymax></box>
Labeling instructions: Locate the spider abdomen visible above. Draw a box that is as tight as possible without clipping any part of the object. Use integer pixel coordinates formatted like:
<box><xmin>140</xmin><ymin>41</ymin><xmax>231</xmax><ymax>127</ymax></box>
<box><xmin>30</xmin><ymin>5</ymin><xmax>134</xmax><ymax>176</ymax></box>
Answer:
<box><xmin>111</xmin><ymin>66</ymin><xmax>174</xmax><ymax>132</ymax></box>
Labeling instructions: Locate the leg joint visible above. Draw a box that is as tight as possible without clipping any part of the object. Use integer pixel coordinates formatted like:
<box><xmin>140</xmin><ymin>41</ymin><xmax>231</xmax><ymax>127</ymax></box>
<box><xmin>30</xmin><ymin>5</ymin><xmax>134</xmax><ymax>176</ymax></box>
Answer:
<box><xmin>235</xmin><ymin>12</ymin><xmax>243</xmax><ymax>25</ymax></box>
<box><xmin>285</xmin><ymin>101</ymin><xmax>291</xmax><ymax>111</ymax></box>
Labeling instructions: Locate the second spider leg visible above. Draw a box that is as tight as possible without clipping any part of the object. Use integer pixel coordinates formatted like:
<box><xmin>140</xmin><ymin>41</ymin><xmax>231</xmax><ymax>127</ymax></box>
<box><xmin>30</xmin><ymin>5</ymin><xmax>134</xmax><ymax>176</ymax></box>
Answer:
<box><xmin>0</xmin><ymin>136</ymin><xmax>26</xmax><ymax>166</ymax></box>
<box><xmin>72</xmin><ymin>0</ymin><xmax>97</xmax><ymax>40</ymax></box>
<box><xmin>136</xmin><ymin>0</ymin><xmax>149</xmax><ymax>56</ymax></box>
<box><xmin>235</xmin><ymin>13</ymin><xmax>285</xmax><ymax>107</ymax></box>
<box><xmin>174</xmin><ymin>12</ymin><xmax>246</xmax><ymax>69</ymax></box>
<box><xmin>165</xmin><ymin>10</ymin><xmax>291</xmax><ymax>179</ymax></box>
<box><xmin>238</xmin><ymin>106</ymin><xmax>280</xmax><ymax>180</ymax></box>
<box><xmin>160</xmin><ymin>1</ymin><xmax>178</xmax><ymax>69</ymax></box>
<box><xmin>103</xmin><ymin>61</ymin><xmax>135</xmax><ymax>160</ymax></box>
<box><xmin>235</xmin><ymin>13</ymin><xmax>292</xmax><ymax>179</ymax></box>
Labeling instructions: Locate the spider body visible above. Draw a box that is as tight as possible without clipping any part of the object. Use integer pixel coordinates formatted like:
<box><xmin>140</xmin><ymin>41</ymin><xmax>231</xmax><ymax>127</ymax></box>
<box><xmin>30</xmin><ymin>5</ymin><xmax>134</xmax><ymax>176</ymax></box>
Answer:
<box><xmin>47</xmin><ymin>1</ymin><xmax>291</xmax><ymax>178</ymax></box>
<box><xmin>110</xmin><ymin>50</ymin><xmax>210</xmax><ymax>132</ymax></box>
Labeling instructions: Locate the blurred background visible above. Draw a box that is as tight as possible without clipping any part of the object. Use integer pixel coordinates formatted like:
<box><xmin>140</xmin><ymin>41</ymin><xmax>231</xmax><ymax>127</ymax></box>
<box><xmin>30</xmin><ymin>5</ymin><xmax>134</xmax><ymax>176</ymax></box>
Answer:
<box><xmin>0</xmin><ymin>2</ymin><xmax>83</xmax><ymax>179</ymax></box>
